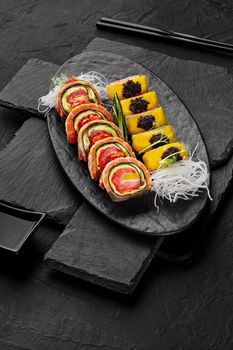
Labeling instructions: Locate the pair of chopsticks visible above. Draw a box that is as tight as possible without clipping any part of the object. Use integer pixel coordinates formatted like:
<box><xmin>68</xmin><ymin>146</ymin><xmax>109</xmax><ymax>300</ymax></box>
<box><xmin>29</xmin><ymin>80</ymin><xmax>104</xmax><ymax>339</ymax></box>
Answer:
<box><xmin>96</xmin><ymin>17</ymin><xmax>233</xmax><ymax>54</ymax></box>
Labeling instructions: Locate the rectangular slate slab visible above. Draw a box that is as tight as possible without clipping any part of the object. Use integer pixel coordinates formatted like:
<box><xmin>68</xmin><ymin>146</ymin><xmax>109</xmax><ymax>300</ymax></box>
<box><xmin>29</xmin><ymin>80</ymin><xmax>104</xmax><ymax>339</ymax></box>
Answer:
<box><xmin>45</xmin><ymin>202</ymin><xmax>163</xmax><ymax>294</ymax></box>
<box><xmin>0</xmin><ymin>117</ymin><xmax>82</xmax><ymax>225</ymax></box>
<box><xmin>86</xmin><ymin>38</ymin><xmax>233</xmax><ymax>168</ymax></box>
<box><xmin>0</xmin><ymin>58</ymin><xmax>58</xmax><ymax>116</ymax></box>
<box><xmin>0</xmin><ymin>106</ymin><xmax>27</xmax><ymax>152</ymax></box>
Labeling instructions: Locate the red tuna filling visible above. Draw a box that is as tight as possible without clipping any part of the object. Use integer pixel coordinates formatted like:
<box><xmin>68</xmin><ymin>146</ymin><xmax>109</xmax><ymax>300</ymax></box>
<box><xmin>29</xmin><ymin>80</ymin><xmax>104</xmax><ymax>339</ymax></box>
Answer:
<box><xmin>71</xmin><ymin>99</ymin><xmax>92</xmax><ymax>109</ymax></box>
<box><xmin>77</xmin><ymin>114</ymin><xmax>102</xmax><ymax>131</ymax></box>
<box><xmin>89</xmin><ymin>130</ymin><xmax>112</xmax><ymax>146</ymax></box>
<box><xmin>66</xmin><ymin>88</ymin><xmax>88</xmax><ymax>106</ymax></box>
<box><xmin>98</xmin><ymin>146</ymin><xmax>125</xmax><ymax>173</ymax></box>
<box><xmin>111</xmin><ymin>168</ymin><xmax>141</xmax><ymax>194</ymax></box>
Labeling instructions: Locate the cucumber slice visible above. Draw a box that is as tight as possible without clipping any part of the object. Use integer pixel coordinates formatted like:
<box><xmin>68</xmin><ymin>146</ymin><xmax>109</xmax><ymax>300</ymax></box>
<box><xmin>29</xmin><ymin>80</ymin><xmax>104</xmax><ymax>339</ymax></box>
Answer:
<box><xmin>87</xmin><ymin>87</ymin><xmax>98</xmax><ymax>103</ymax></box>
<box><xmin>61</xmin><ymin>85</ymin><xmax>88</xmax><ymax>113</ymax></box>
<box><xmin>73</xmin><ymin>110</ymin><xmax>104</xmax><ymax>132</ymax></box>
<box><xmin>96</xmin><ymin>143</ymin><xmax>129</xmax><ymax>171</ymax></box>
<box><xmin>108</xmin><ymin>163</ymin><xmax>146</xmax><ymax>196</ymax></box>
<box><xmin>83</xmin><ymin>125</ymin><xmax>119</xmax><ymax>153</ymax></box>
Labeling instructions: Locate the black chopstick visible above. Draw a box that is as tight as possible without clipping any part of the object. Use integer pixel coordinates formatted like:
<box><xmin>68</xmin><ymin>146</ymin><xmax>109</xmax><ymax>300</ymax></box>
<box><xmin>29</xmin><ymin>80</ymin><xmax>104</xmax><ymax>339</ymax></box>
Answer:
<box><xmin>97</xmin><ymin>18</ymin><xmax>233</xmax><ymax>54</ymax></box>
<box><xmin>99</xmin><ymin>17</ymin><xmax>233</xmax><ymax>49</ymax></box>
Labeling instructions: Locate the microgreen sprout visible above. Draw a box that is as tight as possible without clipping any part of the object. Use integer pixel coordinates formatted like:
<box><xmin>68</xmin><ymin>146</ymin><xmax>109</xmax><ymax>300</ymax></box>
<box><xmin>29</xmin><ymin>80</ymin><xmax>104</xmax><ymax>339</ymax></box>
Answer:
<box><xmin>138</xmin><ymin>135</ymin><xmax>169</xmax><ymax>155</ymax></box>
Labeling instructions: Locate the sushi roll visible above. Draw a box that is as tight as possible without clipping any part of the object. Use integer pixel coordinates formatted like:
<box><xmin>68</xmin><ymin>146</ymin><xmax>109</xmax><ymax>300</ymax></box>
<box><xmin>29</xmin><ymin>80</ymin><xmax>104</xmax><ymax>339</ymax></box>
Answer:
<box><xmin>65</xmin><ymin>103</ymin><xmax>112</xmax><ymax>144</ymax></box>
<box><xmin>99</xmin><ymin>157</ymin><xmax>152</xmax><ymax>202</ymax></box>
<box><xmin>120</xmin><ymin>91</ymin><xmax>158</xmax><ymax>116</ymax></box>
<box><xmin>78</xmin><ymin>120</ymin><xmax>124</xmax><ymax>161</ymax></box>
<box><xmin>125</xmin><ymin>107</ymin><xmax>167</xmax><ymax>135</ymax></box>
<box><xmin>132</xmin><ymin>125</ymin><xmax>175</xmax><ymax>154</ymax></box>
<box><xmin>142</xmin><ymin>142</ymin><xmax>188</xmax><ymax>171</ymax></box>
<box><xmin>88</xmin><ymin>137</ymin><xmax>136</xmax><ymax>180</ymax></box>
<box><xmin>106</xmin><ymin>75</ymin><xmax>148</xmax><ymax>100</ymax></box>
<box><xmin>56</xmin><ymin>78</ymin><xmax>102</xmax><ymax>119</ymax></box>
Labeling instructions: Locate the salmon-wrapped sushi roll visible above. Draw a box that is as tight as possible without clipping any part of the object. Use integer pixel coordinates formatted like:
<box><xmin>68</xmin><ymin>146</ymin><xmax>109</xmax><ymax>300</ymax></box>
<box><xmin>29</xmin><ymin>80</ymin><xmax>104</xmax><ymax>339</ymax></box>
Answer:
<box><xmin>126</xmin><ymin>107</ymin><xmax>167</xmax><ymax>135</ymax></box>
<box><xmin>88</xmin><ymin>137</ymin><xmax>135</xmax><ymax>180</ymax></box>
<box><xmin>120</xmin><ymin>91</ymin><xmax>158</xmax><ymax>116</ymax></box>
<box><xmin>106</xmin><ymin>75</ymin><xmax>148</xmax><ymax>100</ymax></box>
<box><xmin>99</xmin><ymin>157</ymin><xmax>152</xmax><ymax>202</ymax></box>
<box><xmin>143</xmin><ymin>142</ymin><xmax>188</xmax><ymax>171</ymax></box>
<box><xmin>65</xmin><ymin>103</ymin><xmax>112</xmax><ymax>144</ymax></box>
<box><xmin>56</xmin><ymin>78</ymin><xmax>102</xmax><ymax>119</ymax></box>
<box><xmin>132</xmin><ymin>125</ymin><xmax>175</xmax><ymax>154</ymax></box>
<box><xmin>78</xmin><ymin>120</ymin><xmax>123</xmax><ymax>161</ymax></box>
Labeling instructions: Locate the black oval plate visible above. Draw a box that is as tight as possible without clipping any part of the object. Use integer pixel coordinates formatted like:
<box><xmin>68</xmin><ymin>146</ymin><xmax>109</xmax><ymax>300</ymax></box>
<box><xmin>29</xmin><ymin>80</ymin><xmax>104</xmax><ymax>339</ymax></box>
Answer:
<box><xmin>47</xmin><ymin>51</ymin><xmax>210</xmax><ymax>237</ymax></box>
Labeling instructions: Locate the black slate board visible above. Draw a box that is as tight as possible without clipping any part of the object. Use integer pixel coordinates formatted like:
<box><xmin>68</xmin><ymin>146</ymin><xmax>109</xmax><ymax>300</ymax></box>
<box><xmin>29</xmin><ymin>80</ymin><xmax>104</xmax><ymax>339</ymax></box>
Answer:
<box><xmin>0</xmin><ymin>58</ymin><xmax>58</xmax><ymax>116</ymax></box>
<box><xmin>0</xmin><ymin>117</ymin><xmax>82</xmax><ymax>225</ymax></box>
<box><xmin>0</xmin><ymin>107</ymin><xmax>27</xmax><ymax>152</ymax></box>
<box><xmin>48</xmin><ymin>50</ymin><xmax>210</xmax><ymax>237</ymax></box>
<box><xmin>45</xmin><ymin>202</ymin><xmax>163</xmax><ymax>294</ymax></box>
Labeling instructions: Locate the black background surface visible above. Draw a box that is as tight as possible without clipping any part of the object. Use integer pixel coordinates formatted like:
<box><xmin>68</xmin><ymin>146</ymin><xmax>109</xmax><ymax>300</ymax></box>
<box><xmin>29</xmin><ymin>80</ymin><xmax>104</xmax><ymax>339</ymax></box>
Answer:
<box><xmin>0</xmin><ymin>1</ymin><xmax>233</xmax><ymax>349</ymax></box>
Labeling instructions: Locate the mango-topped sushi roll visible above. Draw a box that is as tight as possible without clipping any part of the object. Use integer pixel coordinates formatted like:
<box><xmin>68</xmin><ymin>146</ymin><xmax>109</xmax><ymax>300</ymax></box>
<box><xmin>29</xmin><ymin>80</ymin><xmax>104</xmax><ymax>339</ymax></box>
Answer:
<box><xmin>107</xmin><ymin>75</ymin><xmax>148</xmax><ymax>101</ymax></box>
<box><xmin>143</xmin><ymin>142</ymin><xmax>188</xmax><ymax>171</ymax></box>
<box><xmin>126</xmin><ymin>107</ymin><xmax>167</xmax><ymax>135</ymax></box>
<box><xmin>120</xmin><ymin>91</ymin><xmax>158</xmax><ymax>116</ymax></box>
<box><xmin>132</xmin><ymin>125</ymin><xmax>175</xmax><ymax>154</ymax></box>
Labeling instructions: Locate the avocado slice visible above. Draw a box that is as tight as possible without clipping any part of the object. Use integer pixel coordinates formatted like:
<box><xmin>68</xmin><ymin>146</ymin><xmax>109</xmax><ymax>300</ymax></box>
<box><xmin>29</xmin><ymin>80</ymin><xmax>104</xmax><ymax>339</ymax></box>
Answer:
<box><xmin>83</xmin><ymin>125</ymin><xmax>119</xmax><ymax>153</ymax></box>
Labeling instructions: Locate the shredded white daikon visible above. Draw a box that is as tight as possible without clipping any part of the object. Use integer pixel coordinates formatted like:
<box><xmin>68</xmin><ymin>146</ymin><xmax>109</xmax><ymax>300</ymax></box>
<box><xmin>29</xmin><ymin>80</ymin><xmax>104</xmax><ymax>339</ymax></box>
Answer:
<box><xmin>78</xmin><ymin>71</ymin><xmax>108</xmax><ymax>99</ymax></box>
<box><xmin>37</xmin><ymin>71</ymin><xmax>108</xmax><ymax>114</ymax></box>
<box><xmin>151</xmin><ymin>147</ymin><xmax>212</xmax><ymax>209</ymax></box>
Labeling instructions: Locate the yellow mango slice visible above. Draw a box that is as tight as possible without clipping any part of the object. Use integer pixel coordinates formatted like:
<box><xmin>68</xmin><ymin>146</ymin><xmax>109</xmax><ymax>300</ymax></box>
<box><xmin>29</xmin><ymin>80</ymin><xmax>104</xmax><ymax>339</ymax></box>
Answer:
<box><xmin>143</xmin><ymin>142</ymin><xmax>188</xmax><ymax>171</ymax></box>
<box><xmin>106</xmin><ymin>75</ymin><xmax>148</xmax><ymax>101</ymax></box>
<box><xmin>126</xmin><ymin>107</ymin><xmax>167</xmax><ymax>135</ymax></box>
<box><xmin>122</xmin><ymin>172</ymin><xmax>140</xmax><ymax>181</ymax></box>
<box><xmin>132</xmin><ymin>125</ymin><xmax>175</xmax><ymax>153</ymax></box>
<box><xmin>120</xmin><ymin>91</ymin><xmax>158</xmax><ymax>116</ymax></box>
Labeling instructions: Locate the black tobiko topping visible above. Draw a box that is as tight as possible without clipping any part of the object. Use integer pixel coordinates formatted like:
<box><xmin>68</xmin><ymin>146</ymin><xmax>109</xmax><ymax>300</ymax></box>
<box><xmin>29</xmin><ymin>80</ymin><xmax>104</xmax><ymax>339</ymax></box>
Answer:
<box><xmin>122</xmin><ymin>80</ymin><xmax>141</xmax><ymax>98</ymax></box>
<box><xmin>149</xmin><ymin>134</ymin><xmax>169</xmax><ymax>149</ymax></box>
<box><xmin>161</xmin><ymin>147</ymin><xmax>182</xmax><ymax>161</ymax></box>
<box><xmin>129</xmin><ymin>97</ymin><xmax>149</xmax><ymax>114</ymax></box>
<box><xmin>137</xmin><ymin>115</ymin><xmax>155</xmax><ymax>131</ymax></box>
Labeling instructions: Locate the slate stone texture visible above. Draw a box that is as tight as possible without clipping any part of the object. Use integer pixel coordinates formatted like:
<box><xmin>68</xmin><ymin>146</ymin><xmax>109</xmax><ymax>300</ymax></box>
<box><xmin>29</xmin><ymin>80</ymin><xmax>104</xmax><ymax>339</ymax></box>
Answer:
<box><xmin>0</xmin><ymin>58</ymin><xmax>58</xmax><ymax>116</ymax></box>
<box><xmin>0</xmin><ymin>117</ymin><xmax>82</xmax><ymax>225</ymax></box>
<box><xmin>0</xmin><ymin>0</ymin><xmax>233</xmax><ymax>348</ymax></box>
<box><xmin>0</xmin><ymin>38</ymin><xmax>233</xmax><ymax>293</ymax></box>
<box><xmin>45</xmin><ymin>202</ymin><xmax>163</xmax><ymax>294</ymax></box>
